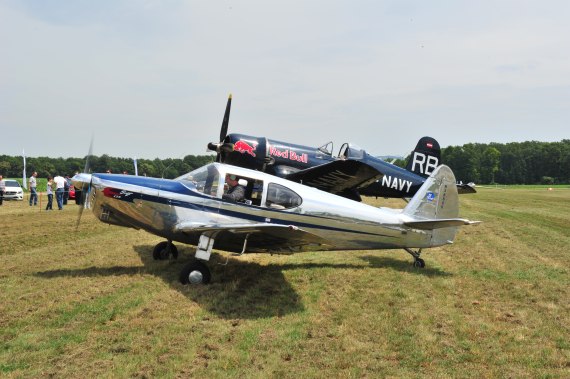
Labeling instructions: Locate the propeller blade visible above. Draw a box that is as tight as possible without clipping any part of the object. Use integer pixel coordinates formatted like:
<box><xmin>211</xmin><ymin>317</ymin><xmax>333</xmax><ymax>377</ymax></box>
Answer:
<box><xmin>76</xmin><ymin>136</ymin><xmax>94</xmax><ymax>231</ymax></box>
<box><xmin>75</xmin><ymin>190</ymin><xmax>85</xmax><ymax>231</ymax></box>
<box><xmin>75</xmin><ymin>177</ymin><xmax>92</xmax><ymax>231</ymax></box>
<box><xmin>206</xmin><ymin>94</ymin><xmax>233</xmax><ymax>161</ymax></box>
<box><xmin>220</xmin><ymin>93</ymin><xmax>232</xmax><ymax>142</ymax></box>
<box><xmin>75</xmin><ymin>209</ymin><xmax>83</xmax><ymax>231</ymax></box>
<box><xmin>83</xmin><ymin>135</ymin><xmax>94</xmax><ymax>173</ymax></box>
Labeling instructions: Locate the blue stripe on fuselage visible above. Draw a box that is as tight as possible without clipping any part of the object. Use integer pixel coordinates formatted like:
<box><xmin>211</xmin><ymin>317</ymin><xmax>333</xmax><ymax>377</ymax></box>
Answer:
<box><xmin>94</xmin><ymin>174</ymin><xmax>210</xmax><ymax>199</ymax></box>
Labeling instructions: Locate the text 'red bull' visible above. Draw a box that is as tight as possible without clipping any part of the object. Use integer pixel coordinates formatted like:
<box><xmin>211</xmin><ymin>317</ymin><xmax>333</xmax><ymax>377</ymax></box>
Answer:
<box><xmin>269</xmin><ymin>146</ymin><xmax>308</xmax><ymax>164</ymax></box>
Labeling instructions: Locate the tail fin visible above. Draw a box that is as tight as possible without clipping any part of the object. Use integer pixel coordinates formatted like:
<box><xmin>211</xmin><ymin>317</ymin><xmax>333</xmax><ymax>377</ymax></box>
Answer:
<box><xmin>403</xmin><ymin>165</ymin><xmax>478</xmax><ymax>246</ymax></box>
<box><xmin>405</xmin><ymin>136</ymin><xmax>441</xmax><ymax>178</ymax></box>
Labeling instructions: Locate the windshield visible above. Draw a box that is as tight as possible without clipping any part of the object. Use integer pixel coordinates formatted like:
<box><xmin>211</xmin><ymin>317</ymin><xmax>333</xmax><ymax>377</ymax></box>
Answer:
<box><xmin>176</xmin><ymin>164</ymin><xmax>220</xmax><ymax>196</ymax></box>
<box><xmin>318</xmin><ymin>141</ymin><xmax>333</xmax><ymax>155</ymax></box>
<box><xmin>5</xmin><ymin>180</ymin><xmax>21</xmax><ymax>187</ymax></box>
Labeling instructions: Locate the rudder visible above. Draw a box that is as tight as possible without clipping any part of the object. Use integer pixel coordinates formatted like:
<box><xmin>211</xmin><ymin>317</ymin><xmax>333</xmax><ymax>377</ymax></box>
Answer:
<box><xmin>403</xmin><ymin>164</ymin><xmax>458</xmax><ymax>220</ymax></box>
<box><xmin>403</xmin><ymin>164</ymin><xmax>460</xmax><ymax>245</ymax></box>
<box><xmin>405</xmin><ymin>136</ymin><xmax>441</xmax><ymax>178</ymax></box>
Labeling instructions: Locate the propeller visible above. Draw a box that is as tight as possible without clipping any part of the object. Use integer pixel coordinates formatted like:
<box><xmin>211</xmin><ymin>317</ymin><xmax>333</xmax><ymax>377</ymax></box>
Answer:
<box><xmin>220</xmin><ymin>93</ymin><xmax>231</xmax><ymax>142</ymax></box>
<box><xmin>207</xmin><ymin>94</ymin><xmax>235</xmax><ymax>162</ymax></box>
<box><xmin>75</xmin><ymin>136</ymin><xmax>94</xmax><ymax>231</ymax></box>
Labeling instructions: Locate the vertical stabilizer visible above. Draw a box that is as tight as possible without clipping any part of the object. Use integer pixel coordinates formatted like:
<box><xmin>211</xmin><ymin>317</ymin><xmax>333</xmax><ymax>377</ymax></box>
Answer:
<box><xmin>403</xmin><ymin>165</ymin><xmax>458</xmax><ymax>220</ymax></box>
<box><xmin>403</xmin><ymin>165</ymin><xmax>460</xmax><ymax>245</ymax></box>
<box><xmin>405</xmin><ymin>136</ymin><xmax>441</xmax><ymax>178</ymax></box>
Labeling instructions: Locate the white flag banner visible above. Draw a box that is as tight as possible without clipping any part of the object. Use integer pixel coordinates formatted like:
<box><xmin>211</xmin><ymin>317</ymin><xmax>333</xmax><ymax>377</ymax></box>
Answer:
<box><xmin>133</xmin><ymin>157</ymin><xmax>138</xmax><ymax>176</ymax></box>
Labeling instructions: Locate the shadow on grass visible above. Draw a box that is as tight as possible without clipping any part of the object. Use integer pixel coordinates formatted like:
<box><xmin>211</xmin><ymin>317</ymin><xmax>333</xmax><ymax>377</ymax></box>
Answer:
<box><xmin>34</xmin><ymin>246</ymin><xmax>450</xmax><ymax>319</ymax></box>
<box><xmin>35</xmin><ymin>244</ymin><xmax>306</xmax><ymax>319</ymax></box>
<box><xmin>359</xmin><ymin>255</ymin><xmax>453</xmax><ymax>277</ymax></box>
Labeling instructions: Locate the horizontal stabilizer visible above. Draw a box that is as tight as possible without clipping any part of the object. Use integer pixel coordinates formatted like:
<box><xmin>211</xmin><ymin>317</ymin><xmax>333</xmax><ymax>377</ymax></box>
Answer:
<box><xmin>404</xmin><ymin>218</ymin><xmax>481</xmax><ymax>230</ymax></box>
<box><xmin>402</xmin><ymin>164</ymin><xmax>480</xmax><ymax>246</ymax></box>
<box><xmin>457</xmin><ymin>183</ymin><xmax>477</xmax><ymax>194</ymax></box>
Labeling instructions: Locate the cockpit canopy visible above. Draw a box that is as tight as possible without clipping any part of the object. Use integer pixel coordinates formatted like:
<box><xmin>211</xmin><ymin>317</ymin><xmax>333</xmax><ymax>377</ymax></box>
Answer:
<box><xmin>176</xmin><ymin>163</ymin><xmax>221</xmax><ymax>196</ymax></box>
<box><xmin>338</xmin><ymin>143</ymin><xmax>365</xmax><ymax>160</ymax></box>
<box><xmin>176</xmin><ymin>163</ymin><xmax>303</xmax><ymax>209</ymax></box>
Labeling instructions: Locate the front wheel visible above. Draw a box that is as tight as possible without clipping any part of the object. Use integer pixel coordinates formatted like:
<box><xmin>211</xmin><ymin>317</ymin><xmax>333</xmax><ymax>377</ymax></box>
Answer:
<box><xmin>152</xmin><ymin>241</ymin><xmax>178</xmax><ymax>260</ymax></box>
<box><xmin>179</xmin><ymin>261</ymin><xmax>211</xmax><ymax>285</ymax></box>
<box><xmin>413</xmin><ymin>258</ymin><xmax>425</xmax><ymax>268</ymax></box>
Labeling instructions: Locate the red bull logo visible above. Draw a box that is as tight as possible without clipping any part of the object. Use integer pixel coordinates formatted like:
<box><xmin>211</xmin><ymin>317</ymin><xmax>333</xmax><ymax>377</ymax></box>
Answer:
<box><xmin>234</xmin><ymin>140</ymin><xmax>257</xmax><ymax>157</ymax></box>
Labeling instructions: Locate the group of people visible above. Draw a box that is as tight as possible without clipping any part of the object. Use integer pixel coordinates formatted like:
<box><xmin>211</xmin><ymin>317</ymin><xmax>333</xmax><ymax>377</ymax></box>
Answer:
<box><xmin>2</xmin><ymin>171</ymin><xmax>253</xmax><ymax>209</ymax></box>
<box><xmin>0</xmin><ymin>175</ymin><xmax>5</xmax><ymax>206</ymax></box>
<box><xmin>5</xmin><ymin>172</ymin><xmax>245</xmax><ymax>209</ymax></box>
<box><xmin>28</xmin><ymin>171</ymin><xmax>70</xmax><ymax>211</ymax></box>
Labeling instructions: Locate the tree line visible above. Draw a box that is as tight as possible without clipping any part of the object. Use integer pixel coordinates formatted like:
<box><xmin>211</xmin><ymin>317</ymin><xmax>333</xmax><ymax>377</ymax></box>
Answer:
<box><xmin>1</xmin><ymin>140</ymin><xmax>569</xmax><ymax>184</ymax></box>
<box><xmin>0</xmin><ymin>154</ymin><xmax>214</xmax><ymax>180</ymax></box>
<box><xmin>440</xmin><ymin>140</ymin><xmax>570</xmax><ymax>184</ymax></box>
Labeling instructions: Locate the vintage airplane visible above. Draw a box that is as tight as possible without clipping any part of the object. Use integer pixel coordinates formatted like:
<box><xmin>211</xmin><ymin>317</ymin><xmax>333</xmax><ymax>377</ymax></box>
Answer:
<box><xmin>73</xmin><ymin>161</ymin><xmax>479</xmax><ymax>285</ymax></box>
<box><xmin>207</xmin><ymin>95</ymin><xmax>476</xmax><ymax>202</ymax></box>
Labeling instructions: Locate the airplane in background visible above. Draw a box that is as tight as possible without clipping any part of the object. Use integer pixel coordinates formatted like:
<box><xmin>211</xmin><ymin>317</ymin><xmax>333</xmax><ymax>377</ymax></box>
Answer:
<box><xmin>73</xmin><ymin>161</ymin><xmax>479</xmax><ymax>285</ymax></box>
<box><xmin>207</xmin><ymin>95</ymin><xmax>476</xmax><ymax>202</ymax></box>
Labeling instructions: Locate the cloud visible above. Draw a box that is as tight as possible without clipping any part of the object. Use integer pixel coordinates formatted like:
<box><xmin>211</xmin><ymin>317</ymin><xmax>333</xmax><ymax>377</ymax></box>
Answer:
<box><xmin>1</xmin><ymin>1</ymin><xmax>569</xmax><ymax>159</ymax></box>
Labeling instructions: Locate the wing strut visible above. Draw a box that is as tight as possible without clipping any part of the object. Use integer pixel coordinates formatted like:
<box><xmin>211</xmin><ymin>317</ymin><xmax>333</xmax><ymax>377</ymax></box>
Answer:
<box><xmin>235</xmin><ymin>233</ymin><xmax>250</xmax><ymax>256</ymax></box>
<box><xmin>219</xmin><ymin>233</ymin><xmax>251</xmax><ymax>266</ymax></box>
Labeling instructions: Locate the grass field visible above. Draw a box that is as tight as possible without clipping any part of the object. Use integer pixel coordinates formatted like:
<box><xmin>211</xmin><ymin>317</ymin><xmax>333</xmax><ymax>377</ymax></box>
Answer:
<box><xmin>1</xmin><ymin>188</ymin><xmax>569</xmax><ymax>378</ymax></box>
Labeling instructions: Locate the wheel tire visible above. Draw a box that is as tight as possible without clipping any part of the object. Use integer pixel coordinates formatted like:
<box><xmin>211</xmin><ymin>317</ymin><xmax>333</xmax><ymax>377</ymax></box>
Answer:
<box><xmin>413</xmin><ymin>258</ymin><xmax>426</xmax><ymax>268</ymax></box>
<box><xmin>152</xmin><ymin>241</ymin><xmax>178</xmax><ymax>260</ymax></box>
<box><xmin>179</xmin><ymin>261</ymin><xmax>211</xmax><ymax>285</ymax></box>
<box><xmin>169</xmin><ymin>244</ymin><xmax>179</xmax><ymax>259</ymax></box>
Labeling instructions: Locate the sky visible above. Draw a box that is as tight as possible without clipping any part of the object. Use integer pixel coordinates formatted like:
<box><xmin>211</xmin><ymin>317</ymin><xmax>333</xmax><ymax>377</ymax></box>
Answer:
<box><xmin>1</xmin><ymin>0</ymin><xmax>569</xmax><ymax>160</ymax></box>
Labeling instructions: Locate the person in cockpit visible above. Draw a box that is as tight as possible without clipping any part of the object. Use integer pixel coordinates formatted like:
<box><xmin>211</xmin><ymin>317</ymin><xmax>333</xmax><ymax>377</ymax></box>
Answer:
<box><xmin>222</xmin><ymin>174</ymin><xmax>246</xmax><ymax>202</ymax></box>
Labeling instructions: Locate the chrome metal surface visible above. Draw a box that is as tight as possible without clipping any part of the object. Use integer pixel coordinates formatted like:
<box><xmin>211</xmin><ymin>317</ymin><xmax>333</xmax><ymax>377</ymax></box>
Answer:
<box><xmin>188</xmin><ymin>270</ymin><xmax>204</xmax><ymax>284</ymax></box>
<box><xmin>72</xmin><ymin>162</ymin><xmax>477</xmax><ymax>257</ymax></box>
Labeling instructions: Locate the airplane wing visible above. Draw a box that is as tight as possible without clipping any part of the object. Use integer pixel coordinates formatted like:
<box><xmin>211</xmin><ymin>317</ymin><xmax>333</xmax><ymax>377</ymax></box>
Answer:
<box><xmin>457</xmin><ymin>183</ymin><xmax>477</xmax><ymax>194</ymax></box>
<box><xmin>284</xmin><ymin>160</ymin><xmax>382</xmax><ymax>201</ymax></box>
<box><xmin>173</xmin><ymin>222</ymin><xmax>331</xmax><ymax>253</ymax></box>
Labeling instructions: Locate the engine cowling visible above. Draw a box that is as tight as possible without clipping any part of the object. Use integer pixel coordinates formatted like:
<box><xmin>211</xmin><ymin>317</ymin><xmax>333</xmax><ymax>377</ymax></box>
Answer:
<box><xmin>220</xmin><ymin>134</ymin><xmax>268</xmax><ymax>171</ymax></box>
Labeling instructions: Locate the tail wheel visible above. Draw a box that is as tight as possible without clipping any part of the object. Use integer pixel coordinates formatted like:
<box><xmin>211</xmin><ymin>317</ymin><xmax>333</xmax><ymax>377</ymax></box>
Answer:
<box><xmin>179</xmin><ymin>261</ymin><xmax>211</xmax><ymax>285</ymax></box>
<box><xmin>413</xmin><ymin>258</ymin><xmax>426</xmax><ymax>268</ymax></box>
<box><xmin>152</xmin><ymin>241</ymin><xmax>178</xmax><ymax>260</ymax></box>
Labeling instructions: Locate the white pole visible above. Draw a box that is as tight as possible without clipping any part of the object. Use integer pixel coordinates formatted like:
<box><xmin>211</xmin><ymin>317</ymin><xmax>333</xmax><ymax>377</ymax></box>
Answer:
<box><xmin>133</xmin><ymin>157</ymin><xmax>138</xmax><ymax>176</ymax></box>
<box><xmin>22</xmin><ymin>149</ymin><xmax>27</xmax><ymax>189</ymax></box>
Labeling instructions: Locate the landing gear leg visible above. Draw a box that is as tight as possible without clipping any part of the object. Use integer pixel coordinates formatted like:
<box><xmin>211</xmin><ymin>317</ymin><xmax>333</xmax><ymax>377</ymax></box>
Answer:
<box><xmin>153</xmin><ymin>240</ymin><xmax>179</xmax><ymax>260</ymax></box>
<box><xmin>179</xmin><ymin>233</ymin><xmax>216</xmax><ymax>285</ymax></box>
<box><xmin>404</xmin><ymin>248</ymin><xmax>425</xmax><ymax>268</ymax></box>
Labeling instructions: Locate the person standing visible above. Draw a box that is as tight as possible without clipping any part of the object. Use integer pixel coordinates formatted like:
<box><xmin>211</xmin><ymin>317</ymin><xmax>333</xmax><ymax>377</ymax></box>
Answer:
<box><xmin>45</xmin><ymin>176</ymin><xmax>54</xmax><ymax>211</ymax></box>
<box><xmin>63</xmin><ymin>175</ymin><xmax>70</xmax><ymax>205</ymax></box>
<box><xmin>0</xmin><ymin>175</ymin><xmax>5</xmax><ymax>206</ymax></box>
<box><xmin>53</xmin><ymin>173</ymin><xmax>65</xmax><ymax>210</ymax></box>
<box><xmin>29</xmin><ymin>171</ymin><xmax>38</xmax><ymax>206</ymax></box>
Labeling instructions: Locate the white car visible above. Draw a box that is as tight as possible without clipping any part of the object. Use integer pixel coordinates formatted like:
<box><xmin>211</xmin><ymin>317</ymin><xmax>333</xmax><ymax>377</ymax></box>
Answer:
<box><xmin>3</xmin><ymin>179</ymin><xmax>24</xmax><ymax>200</ymax></box>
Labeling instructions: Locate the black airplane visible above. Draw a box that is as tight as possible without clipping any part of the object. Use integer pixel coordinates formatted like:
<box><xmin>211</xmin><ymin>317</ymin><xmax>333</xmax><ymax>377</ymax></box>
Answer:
<box><xmin>207</xmin><ymin>95</ymin><xmax>475</xmax><ymax>202</ymax></box>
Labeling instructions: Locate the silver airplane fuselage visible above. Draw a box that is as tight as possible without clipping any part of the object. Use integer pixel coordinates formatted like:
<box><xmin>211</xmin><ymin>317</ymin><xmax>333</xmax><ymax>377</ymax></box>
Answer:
<box><xmin>77</xmin><ymin>163</ymin><xmax>461</xmax><ymax>255</ymax></box>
